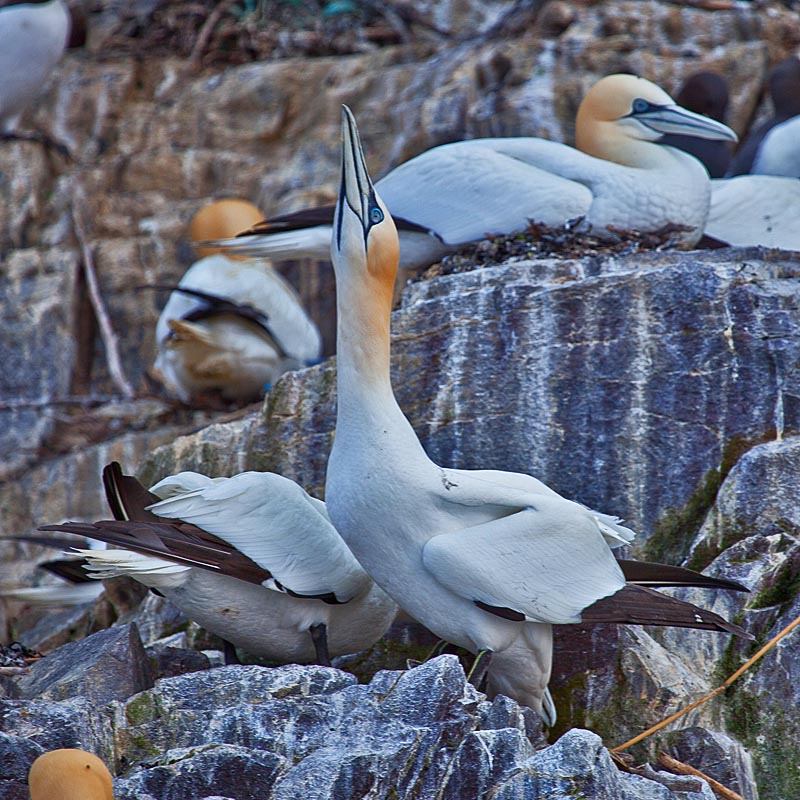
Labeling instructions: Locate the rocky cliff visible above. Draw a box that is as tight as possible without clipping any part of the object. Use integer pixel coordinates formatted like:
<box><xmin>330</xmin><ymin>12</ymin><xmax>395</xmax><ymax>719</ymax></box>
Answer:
<box><xmin>2</xmin><ymin>1</ymin><xmax>800</xmax><ymax>798</ymax></box>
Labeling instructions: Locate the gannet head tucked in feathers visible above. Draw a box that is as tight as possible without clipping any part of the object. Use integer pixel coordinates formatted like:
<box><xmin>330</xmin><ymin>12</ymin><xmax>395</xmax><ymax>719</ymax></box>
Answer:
<box><xmin>28</xmin><ymin>749</ymin><xmax>114</xmax><ymax>800</ymax></box>
<box><xmin>576</xmin><ymin>74</ymin><xmax>737</xmax><ymax>166</ymax></box>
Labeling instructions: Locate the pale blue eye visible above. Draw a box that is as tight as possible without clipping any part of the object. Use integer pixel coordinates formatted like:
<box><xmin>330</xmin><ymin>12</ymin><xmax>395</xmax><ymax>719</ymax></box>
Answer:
<box><xmin>632</xmin><ymin>98</ymin><xmax>649</xmax><ymax>113</ymax></box>
<box><xmin>370</xmin><ymin>207</ymin><xmax>384</xmax><ymax>224</ymax></box>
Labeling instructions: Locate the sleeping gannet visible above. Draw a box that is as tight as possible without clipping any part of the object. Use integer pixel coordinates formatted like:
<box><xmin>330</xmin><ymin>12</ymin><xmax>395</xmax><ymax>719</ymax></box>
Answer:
<box><xmin>0</xmin><ymin>0</ymin><xmax>70</xmax><ymax>147</ymax></box>
<box><xmin>324</xmin><ymin>106</ymin><xmax>750</xmax><ymax>710</ymax></box>
<box><xmin>215</xmin><ymin>74</ymin><xmax>736</xmax><ymax>272</ymax></box>
<box><xmin>28</xmin><ymin>749</ymin><xmax>114</xmax><ymax>800</ymax></box>
<box><xmin>41</xmin><ymin>462</ymin><xmax>397</xmax><ymax>666</ymax></box>
<box><xmin>729</xmin><ymin>56</ymin><xmax>800</xmax><ymax>178</ymax></box>
<box><xmin>659</xmin><ymin>71</ymin><xmax>732</xmax><ymax>178</ymax></box>
<box><xmin>154</xmin><ymin>198</ymin><xmax>321</xmax><ymax>405</ymax></box>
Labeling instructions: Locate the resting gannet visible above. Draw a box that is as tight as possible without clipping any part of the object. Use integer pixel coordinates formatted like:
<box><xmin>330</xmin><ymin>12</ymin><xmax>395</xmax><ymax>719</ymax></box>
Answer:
<box><xmin>0</xmin><ymin>0</ymin><xmax>70</xmax><ymax>146</ymax></box>
<box><xmin>41</xmin><ymin>463</ymin><xmax>397</xmax><ymax>666</ymax></box>
<box><xmin>324</xmin><ymin>106</ymin><xmax>750</xmax><ymax>711</ymax></box>
<box><xmin>28</xmin><ymin>749</ymin><xmax>114</xmax><ymax>800</ymax></box>
<box><xmin>154</xmin><ymin>198</ymin><xmax>321</xmax><ymax>405</ymax></box>
<box><xmin>215</xmin><ymin>74</ymin><xmax>736</xmax><ymax>271</ymax></box>
<box><xmin>729</xmin><ymin>56</ymin><xmax>800</xmax><ymax>178</ymax></box>
<box><xmin>659</xmin><ymin>71</ymin><xmax>732</xmax><ymax>178</ymax></box>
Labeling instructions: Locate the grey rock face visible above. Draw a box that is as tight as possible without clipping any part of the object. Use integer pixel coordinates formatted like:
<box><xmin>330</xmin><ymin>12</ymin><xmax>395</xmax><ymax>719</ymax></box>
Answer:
<box><xmin>17</xmin><ymin>623</ymin><xmax>153</xmax><ymax>704</ymax></box>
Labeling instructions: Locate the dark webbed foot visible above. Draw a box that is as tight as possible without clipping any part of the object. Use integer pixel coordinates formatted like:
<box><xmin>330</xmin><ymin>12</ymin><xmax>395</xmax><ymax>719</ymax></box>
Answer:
<box><xmin>310</xmin><ymin>622</ymin><xmax>331</xmax><ymax>666</ymax></box>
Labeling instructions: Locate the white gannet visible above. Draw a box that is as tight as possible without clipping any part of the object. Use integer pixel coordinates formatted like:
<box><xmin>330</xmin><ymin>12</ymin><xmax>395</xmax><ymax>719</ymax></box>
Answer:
<box><xmin>729</xmin><ymin>56</ymin><xmax>800</xmax><ymax>178</ymax></box>
<box><xmin>324</xmin><ymin>106</ymin><xmax>749</xmax><ymax>707</ymax></box>
<box><xmin>41</xmin><ymin>462</ymin><xmax>397</xmax><ymax>666</ymax></box>
<box><xmin>659</xmin><ymin>71</ymin><xmax>732</xmax><ymax>178</ymax></box>
<box><xmin>215</xmin><ymin>74</ymin><xmax>736</xmax><ymax>271</ymax></box>
<box><xmin>153</xmin><ymin>198</ymin><xmax>322</xmax><ymax>405</ymax></box>
<box><xmin>0</xmin><ymin>0</ymin><xmax>70</xmax><ymax>146</ymax></box>
<box><xmin>28</xmin><ymin>749</ymin><xmax>114</xmax><ymax>800</ymax></box>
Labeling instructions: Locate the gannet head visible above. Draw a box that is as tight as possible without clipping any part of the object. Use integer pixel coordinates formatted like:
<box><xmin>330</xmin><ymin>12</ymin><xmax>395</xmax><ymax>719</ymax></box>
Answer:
<box><xmin>28</xmin><ymin>749</ymin><xmax>114</xmax><ymax>800</ymax></box>
<box><xmin>331</xmin><ymin>106</ymin><xmax>399</xmax><ymax>290</ymax></box>
<box><xmin>190</xmin><ymin>198</ymin><xmax>264</xmax><ymax>259</ymax></box>
<box><xmin>576</xmin><ymin>74</ymin><xmax>737</xmax><ymax>165</ymax></box>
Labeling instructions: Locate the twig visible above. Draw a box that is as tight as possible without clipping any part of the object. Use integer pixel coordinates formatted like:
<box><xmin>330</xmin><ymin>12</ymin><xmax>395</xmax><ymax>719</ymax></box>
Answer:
<box><xmin>612</xmin><ymin>612</ymin><xmax>800</xmax><ymax>752</ymax></box>
<box><xmin>71</xmin><ymin>189</ymin><xmax>135</xmax><ymax>400</ymax></box>
<box><xmin>658</xmin><ymin>753</ymin><xmax>745</xmax><ymax>800</ymax></box>
<box><xmin>189</xmin><ymin>0</ymin><xmax>238</xmax><ymax>68</ymax></box>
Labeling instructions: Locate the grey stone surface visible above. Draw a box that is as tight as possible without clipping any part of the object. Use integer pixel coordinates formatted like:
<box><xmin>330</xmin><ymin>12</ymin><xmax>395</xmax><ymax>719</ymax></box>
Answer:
<box><xmin>17</xmin><ymin>623</ymin><xmax>153</xmax><ymax>704</ymax></box>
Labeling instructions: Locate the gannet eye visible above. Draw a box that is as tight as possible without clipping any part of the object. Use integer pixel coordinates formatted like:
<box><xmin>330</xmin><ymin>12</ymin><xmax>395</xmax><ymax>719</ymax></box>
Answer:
<box><xmin>370</xmin><ymin>206</ymin><xmax>384</xmax><ymax>225</ymax></box>
<box><xmin>632</xmin><ymin>98</ymin><xmax>650</xmax><ymax>113</ymax></box>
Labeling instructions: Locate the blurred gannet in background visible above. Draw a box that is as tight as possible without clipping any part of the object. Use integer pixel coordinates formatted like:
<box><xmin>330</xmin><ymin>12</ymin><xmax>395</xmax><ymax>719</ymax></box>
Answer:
<box><xmin>729</xmin><ymin>56</ymin><xmax>800</xmax><ymax>178</ymax></box>
<box><xmin>659</xmin><ymin>71</ymin><xmax>732</xmax><ymax>177</ymax></box>
<box><xmin>0</xmin><ymin>0</ymin><xmax>71</xmax><ymax>149</ymax></box>
<box><xmin>214</xmin><ymin>74</ymin><xmax>736</xmax><ymax>272</ymax></box>
<box><xmin>154</xmin><ymin>198</ymin><xmax>321</xmax><ymax>405</ymax></box>
<box><xmin>324</xmin><ymin>106</ymin><xmax>750</xmax><ymax>719</ymax></box>
<box><xmin>28</xmin><ymin>749</ymin><xmax>114</xmax><ymax>800</ymax></box>
<box><xmin>41</xmin><ymin>463</ymin><xmax>397</xmax><ymax>666</ymax></box>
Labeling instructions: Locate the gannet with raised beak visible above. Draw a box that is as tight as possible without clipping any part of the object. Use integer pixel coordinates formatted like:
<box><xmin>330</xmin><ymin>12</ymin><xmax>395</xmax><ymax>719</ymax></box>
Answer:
<box><xmin>0</xmin><ymin>0</ymin><xmax>70</xmax><ymax>144</ymax></box>
<box><xmin>154</xmin><ymin>198</ymin><xmax>321</xmax><ymax>405</ymax></box>
<box><xmin>325</xmin><ymin>106</ymin><xmax>749</xmax><ymax>711</ymax></box>
<box><xmin>28</xmin><ymin>749</ymin><xmax>114</xmax><ymax>800</ymax></box>
<box><xmin>41</xmin><ymin>463</ymin><xmax>397</xmax><ymax>666</ymax></box>
<box><xmin>216</xmin><ymin>74</ymin><xmax>736</xmax><ymax>271</ymax></box>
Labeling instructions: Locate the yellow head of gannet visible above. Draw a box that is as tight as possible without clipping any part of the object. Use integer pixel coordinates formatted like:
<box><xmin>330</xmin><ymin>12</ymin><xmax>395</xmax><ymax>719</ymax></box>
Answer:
<box><xmin>576</xmin><ymin>73</ymin><xmax>737</xmax><ymax>167</ymax></box>
<box><xmin>28</xmin><ymin>749</ymin><xmax>114</xmax><ymax>800</ymax></box>
<box><xmin>190</xmin><ymin>198</ymin><xmax>265</xmax><ymax>258</ymax></box>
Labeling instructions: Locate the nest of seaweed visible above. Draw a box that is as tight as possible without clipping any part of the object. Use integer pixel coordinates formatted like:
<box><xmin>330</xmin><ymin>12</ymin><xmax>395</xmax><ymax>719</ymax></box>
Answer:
<box><xmin>418</xmin><ymin>218</ymin><xmax>699</xmax><ymax>282</ymax></box>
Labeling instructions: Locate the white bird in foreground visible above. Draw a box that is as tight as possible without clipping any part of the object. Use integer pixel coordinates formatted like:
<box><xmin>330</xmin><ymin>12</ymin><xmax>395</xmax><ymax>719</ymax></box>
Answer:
<box><xmin>0</xmin><ymin>553</ymin><xmax>104</xmax><ymax>606</ymax></box>
<box><xmin>213</xmin><ymin>74</ymin><xmax>737</xmax><ymax>272</ymax></box>
<box><xmin>0</xmin><ymin>0</ymin><xmax>70</xmax><ymax>144</ymax></box>
<box><xmin>41</xmin><ymin>462</ymin><xmax>397</xmax><ymax>666</ymax></box>
<box><xmin>153</xmin><ymin>198</ymin><xmax>321</xmax><ymax>405</ymax></box>
<box><xmin>323</xmin><ymin>106</ymin><xmax>750</xmax><ymax>717</ymax></box>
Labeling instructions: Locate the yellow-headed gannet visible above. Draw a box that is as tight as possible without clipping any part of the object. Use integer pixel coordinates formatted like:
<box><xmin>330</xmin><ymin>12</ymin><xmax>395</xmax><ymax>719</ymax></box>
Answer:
<box><xmin>215</xmin><ymin>74</ymin><xmax>736</xmax><ymax>272</ymax></box>
<box><xmin>729</xmin><ymin>56</ymin><xmax>800</xmax><ymax>178</ymax></box>
<box><xmin>324</xmin><ymin>106</ymin><xmax>750</xmax><ymax>713</ymax></box>
<box><xmin>659</xmin><ymin>71</ymin><xmax>732</xmax><ymax>178</ymax></box>
<box><xmin>0</xmin><ymin>0</ymin><xmax>70</xmax><ymax>149</ymax></box>
<box><xmin>41</xmin><ymin>462</ymin><xmax>397</xmax><ymax>666</ymax></box>
<box><xmin>153</xmin><ymin>198</ymin><xmax>321</xmax><ymax>405</ymax></box>
<box><xmin>28</xmin><ymin>749</ymin><xmax>114</xmax><ymax>800</ymax></box>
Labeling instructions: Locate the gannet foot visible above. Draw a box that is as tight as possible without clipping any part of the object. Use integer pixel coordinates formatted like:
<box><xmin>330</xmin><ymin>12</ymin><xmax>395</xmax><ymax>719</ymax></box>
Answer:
<box><xmin>309</xmin><ymin>622</ymin><xmax>331</xmax><ymax>666</ymax></box>
<box><xmin>466</xmin><ymin>648</ymin><xmax>493</xmax><ymax>688</ymax></box>
<box><xmin>223</xmin><ymin>639</ymin><xmax>241</xmax><ymax>665</ymax></box>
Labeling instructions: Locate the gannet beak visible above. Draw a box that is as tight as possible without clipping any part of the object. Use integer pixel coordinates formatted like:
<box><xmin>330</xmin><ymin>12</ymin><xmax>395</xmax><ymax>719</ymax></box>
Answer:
<box><xmin>336</xmin><ymin>105</ymin><xmax>378</xmax><ymax>246</ymax></box>
<box><xmin>628</xmin><ymin>100</ymin><xmax>738</xmax><ymax>142</ymax></box>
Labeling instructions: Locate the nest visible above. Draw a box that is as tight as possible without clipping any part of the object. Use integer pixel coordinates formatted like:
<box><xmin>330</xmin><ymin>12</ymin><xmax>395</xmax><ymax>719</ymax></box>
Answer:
<box><xmin>95</xmin><ymin>0</ymin><xmax>446</xmax><ymax>66</ymax></box>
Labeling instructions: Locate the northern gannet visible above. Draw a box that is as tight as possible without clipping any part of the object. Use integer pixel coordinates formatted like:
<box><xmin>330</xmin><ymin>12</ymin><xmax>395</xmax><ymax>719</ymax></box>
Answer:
<box><xmin>154</xmin><ymin>198</ymin><xmax>321</xmax><ymax>405</ymax></box>
<box><xmin>41</xmin><ymin>463</ymin><xmax>397</xmax><ymax>666</ymax></box>
<box><xmin>324</xmin><ymin>106</ymin><xmax>749</xmax><ymax>707</ymax></box>
<box><xmin>729</xmin><ymin>56</ymin><xmax>800</xmax><ymax>178</ymax></box>
<box><xmin>215</xmin><ymin>74</ymin><xmax>736</xmax><ymax>271</ymax></box>
<box><xmin>0</xmin><ymin>552</ymin><xmax>103</xmax><ymax>606</ymax></box>
<box><xmin>28</xmin><ymin>749</ymin><xmax>114</xmax><ymax>800</ymax></box>
<box><xmin>0</xmin><ymin>0</ymin><xmax>70</xmax><ymax>147</ymax></box>
<box><xmin>659</xmin><ymin>71</ymin><xmax>732</xmax><ymax>178</ymax></box>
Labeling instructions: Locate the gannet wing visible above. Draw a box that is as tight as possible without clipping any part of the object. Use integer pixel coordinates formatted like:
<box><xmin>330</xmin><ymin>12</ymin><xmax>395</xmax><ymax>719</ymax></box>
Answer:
<box><xmin>147</xmin><ymin>471</ymin><xmax>366</xmax><ymax>601</ymax></box>
<box><xmin>421</xmin><ymin>495</ymin><xmax>625</xmax><ymax>624</ymax></box>
<box><xmin>706</xmin><ymin>175</ymin><xmax>800</xmax><ymax>249</ymax></box>
<box><xmin>377</xmin><ymin>139</ymin><xmax>593</xmax><ymax>245</ymax></box>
